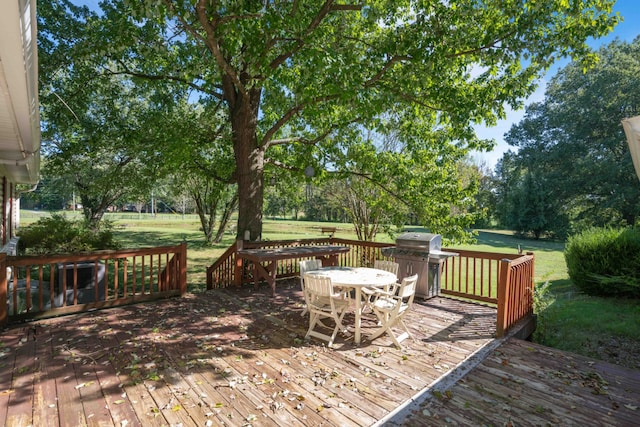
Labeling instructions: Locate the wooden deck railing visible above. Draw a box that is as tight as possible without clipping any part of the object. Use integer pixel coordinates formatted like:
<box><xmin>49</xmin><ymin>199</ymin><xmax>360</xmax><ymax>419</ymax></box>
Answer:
<box><xmin>207</xmin><ymin>238</ymin><xmax>535</xmax><ymax>337</ymax></box>
<box><xmin>0</xmin><ymin>243</ymin><xmax>187</xmax><ymax>325</ymax></box>
<box><xmin>206</xmin><ymin>237</ymin><xmax>393</xmax><ymax>289</ymax></box>
<box><xmin>440</xmin><ymin>249</ymin><xmax>525</xmax><ymax>304</ymax></box>
<box><xmin>496</xmin><ymin>252</ymin><xmax>535</xmax><ymax>337</ymax></box>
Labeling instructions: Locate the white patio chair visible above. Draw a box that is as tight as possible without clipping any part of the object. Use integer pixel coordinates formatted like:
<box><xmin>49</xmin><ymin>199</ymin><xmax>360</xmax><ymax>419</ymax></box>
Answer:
<box><xmin>303</xmin><ymin>274</ymin><xmax>350</xmax><ymax>348</ymax></box>
<box><xmin>373</xmin><ymin>260</ymin><xmax>400</xmax><ymax>276</ymax></box>
<box><xmin>299</xmin><ymin>259</ymin><xmax>323</xmax><ymax>316</ymax></box>
<box><xmin>368</xmin><ymin>274</ymin><xmax>418</xmax><ymax>347</ymax></box>
<box><xmin>361</xmin><ymin>260</ymin><xmax>400</xmax><ymax>313</ymax></box>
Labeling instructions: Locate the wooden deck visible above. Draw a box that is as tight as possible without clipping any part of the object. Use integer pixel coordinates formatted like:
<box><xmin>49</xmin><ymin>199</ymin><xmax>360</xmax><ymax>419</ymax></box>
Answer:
<box><xmin>1</xmin><ymin>281</ymin><xmax>497</xmax><ymax>426</ymax></box>
<box><xmin>392</xmin><ymin>338</ymin><xmax>640</xmax><ymax>426</ymax></box>
<box><xmin>1</xmin><ymin>280</ymin><xmax>638</xmax><ymax>426</ymax></box>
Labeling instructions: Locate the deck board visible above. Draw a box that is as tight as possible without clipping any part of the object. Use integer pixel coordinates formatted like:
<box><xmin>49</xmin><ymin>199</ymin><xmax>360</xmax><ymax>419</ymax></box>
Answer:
<box><xmin>396</xmin><ymin>337</ymin><xmax>640</xmax><ymax>426</ymax></box>
<box><xmin>2</xmin><ymin>281</ymin><xmax>638</xmax><ymax>426</ymax></box>
<box><xmin>6</xmin><ymin>327</ymin><xmax>36</xmax><ymax>427</ymax></box>
<box><xmin>32</xmin><ymin>332</ymin><xmax>59</xmax><ymax>427</ymax></box>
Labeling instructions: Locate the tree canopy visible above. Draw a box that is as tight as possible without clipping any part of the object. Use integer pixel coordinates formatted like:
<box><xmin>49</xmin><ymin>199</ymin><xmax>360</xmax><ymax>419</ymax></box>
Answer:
<box><xmin>39</xmin><ymin>0</ymin><xmax>619</xmax><ymax>240</ymax></box>
<box><xmin>38</xmin><ymin>1</ymin><xmax>179</xmax><ymax>226</ymax></box>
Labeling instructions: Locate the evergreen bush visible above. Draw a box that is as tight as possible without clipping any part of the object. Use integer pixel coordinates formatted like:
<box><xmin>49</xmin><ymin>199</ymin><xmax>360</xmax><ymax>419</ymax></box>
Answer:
<box><xmin>564</xmin><ymin>227</ymin><xmax>640</xmax><ymax>298</ymax></box>
<box><xmin>17</xmin><ymin>214</ymin><xmax>120</xmax><ymax>255</ymax></box>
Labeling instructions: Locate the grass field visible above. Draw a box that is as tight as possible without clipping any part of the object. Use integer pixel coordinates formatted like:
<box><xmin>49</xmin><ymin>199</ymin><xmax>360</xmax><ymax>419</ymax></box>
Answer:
<box><xmin>18</xmin><ymin>211</ymin><xmax>640</xmax><ymax>369</ymax></box>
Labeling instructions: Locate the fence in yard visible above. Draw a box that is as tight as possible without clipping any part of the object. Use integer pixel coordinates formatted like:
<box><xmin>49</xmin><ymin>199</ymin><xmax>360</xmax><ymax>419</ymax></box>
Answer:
<box><xmin>207</xmin><ymin>238</ymin><xmax>535</xmax><ymax>338</ymax></box>
<box><xmin>0</xmin><ymin>243</ymin><xmax>187</xmax><ymax>325</ymax></box>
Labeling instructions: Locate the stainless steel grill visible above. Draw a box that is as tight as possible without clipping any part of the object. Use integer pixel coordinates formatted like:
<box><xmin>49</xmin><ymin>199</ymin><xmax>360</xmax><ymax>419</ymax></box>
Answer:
<box><xmin>382</xmin><ymin>232</ymin><xmax>458</xmax><ymax>299</ymax></box>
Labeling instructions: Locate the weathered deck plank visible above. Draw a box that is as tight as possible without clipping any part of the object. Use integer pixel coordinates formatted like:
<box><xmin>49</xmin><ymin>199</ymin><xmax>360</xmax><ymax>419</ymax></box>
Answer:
<box><xmin>0</xmin><ymin>329</ymin><xmax>22</xmax><ymax>424</ymax></box>
<box><xmin>6</xmin><ymin>327</ymin><xmax>36</xmax><ymax>427</ymax></box>
<box><xmin>32</xmin><ymin>329</ymin><xmax>59</xmax><ymax>427</ymax></box>
<box><xmin>397</xmin><ymin>337</ymin><xmax>640</xmax><ymax>426</ymax></box>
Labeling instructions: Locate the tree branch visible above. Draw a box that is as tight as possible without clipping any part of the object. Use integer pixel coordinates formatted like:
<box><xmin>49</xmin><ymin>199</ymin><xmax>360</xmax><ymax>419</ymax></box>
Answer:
<box><xmin>194</xmin><ymin>0</ymin><xmax>248</xmax><ymax>98</ymax></box>
<box><xmin>267</xmin><ymin>137</ymin><xmax>302</xmax><ymax>145</ymax></box>
<box><xmin>338</xmin><ymin>170</ymin><xmax>415</xmax><ymax>210</ymax></box>
<box><xmin>448</xmin><ymin>30</ymin><xmax>517</xmax><ymax>58</ymax></box>
<box><xmin>396</xmin><ymin>91</ymin><xmax>444</xmax><ymax>113</ymax></box>
<box><xmin>161</xmin><ymin>0</ymin><xmax>207</xmax><ymax>45</ymax></box>
<box><xmin>365</xmin><ymin>55</ymin><xmax>411</xmax><ymax>87</ymax></box>
<box><xmin>102</xmin><ymin>61</ymin><xmax>224</xmax><ymax>99</ymax></box>
<box><xmin>263</xmin><ymin>159</ymin><xmax>300</xmax><ymax>171</ymax></box>
<box><xmin>261</xmin><ymin>93</ymin><xmax>340</xmax><ymax>147</ymax></box>
<box><xmin>269</xmin><ymin>1</ymin><xmax>360</xmax><ymax>70</ymax></box>
<box><xmin>330</xmin><ymin>4</ymin><xmax>364</xmax><ymax>11</ymax></box>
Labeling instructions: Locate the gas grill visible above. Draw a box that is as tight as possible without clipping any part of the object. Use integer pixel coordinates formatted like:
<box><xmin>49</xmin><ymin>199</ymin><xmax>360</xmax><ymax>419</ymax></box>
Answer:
<box><xmin>381</xmin><ymin>232</ymin><xmax>458</xmax><ymax>299</ymax></box>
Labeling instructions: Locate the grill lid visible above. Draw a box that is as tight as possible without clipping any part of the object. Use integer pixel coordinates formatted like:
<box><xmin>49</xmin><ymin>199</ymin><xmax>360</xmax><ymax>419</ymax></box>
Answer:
<box><xmin>395</xmin><ymin>232</ymin><xmax>441</xmax><ymax>251</ymax></box>
<box><xmin>381</xmin><ymin>246</ymin><xmax>459</xmax><ymax>260</ymax></box>
<box><xmin>384</xmin><ymin>232</ymin><xmax>458</xmax><ymax>260</ymax></box>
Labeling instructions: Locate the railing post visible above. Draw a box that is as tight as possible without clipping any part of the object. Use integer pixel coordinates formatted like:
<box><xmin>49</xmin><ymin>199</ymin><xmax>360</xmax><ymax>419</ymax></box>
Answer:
<box><xmin>179</xmin><ymin>242</ymin><xmax>187</xmax><ymax>296</ymax></box>
<box><xmin>234</xmin><ymin>238</ymin><xmax>244</xmax><ymax>287</ymax></box>
<box><xmin>526</xmin><ymin>252</ymin><xmax>535</xmax><ymax>315</ymax></box>
<box><xmin>496</xmin><ymin>258</ymin><xmax>512</xmax><ymax>337</ymax></box>
<box><xmin>206</xmin><ymin>265</ymin><xmax>212</xmax><ymax>290</ymax></box>
<box><xmin>0</xmin><ymin>253</ymin><xmax>6</xmax><ymax>326</ymax></box>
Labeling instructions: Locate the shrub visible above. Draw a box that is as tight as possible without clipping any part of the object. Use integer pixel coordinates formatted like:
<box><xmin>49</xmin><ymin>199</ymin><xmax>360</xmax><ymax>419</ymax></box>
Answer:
<box><xmin>564</xmin><ymin>227</ymin><xmax>640</xmax><ymax>298</ymax></box>
<box><xmin>17</xmin><ymin>214</ymin><xmax>120</xmax><ymax>255</ymax></box>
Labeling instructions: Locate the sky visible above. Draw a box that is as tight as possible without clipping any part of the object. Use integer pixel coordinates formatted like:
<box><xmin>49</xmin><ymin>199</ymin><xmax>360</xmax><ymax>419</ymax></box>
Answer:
<box><xmin>472</xmin><ymin>0</ymin><xmax>640</xmax><ymax>170</ymax></box>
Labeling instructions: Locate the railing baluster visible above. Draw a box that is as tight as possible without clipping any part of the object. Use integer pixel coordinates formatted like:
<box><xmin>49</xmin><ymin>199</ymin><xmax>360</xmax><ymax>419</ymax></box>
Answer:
<box><xmin>25</xmin><ymin>266</ymin><xmax>31</xmax><ymax>312</ymax></box>
<box><xmin>123</xmin><ymin>258</ymin><xmax>128</xmax><ymax>297</ymax></box>
<box><xmin>49</xmin><ymin>263</ymin><xmax>55</xmax><ymax>309</ymax></box>
<box><xmin>38</xmin><ymin>265</ymin><xmax>44</xmax><ymax>311</ymax></box>
<box><xmin>141</xmin><ymin>256</ymin><xmax>146</xmax><ymax>294</ymax></box>
<box><xmin>2</xmin><ymin>245</ymin><xmax>187</xmax><ymax>325</ymax></box>
<box><xmin>149</xmin><ymin>255</ymin><xmax>154</xmax><ymax>294</ymax></box>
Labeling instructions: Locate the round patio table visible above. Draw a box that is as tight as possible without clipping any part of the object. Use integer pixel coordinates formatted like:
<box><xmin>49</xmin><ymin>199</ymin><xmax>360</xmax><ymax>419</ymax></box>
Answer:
<box><xmin>304</xmin><ymin>266</ymin><xmax>397</xmax><ymax>345</ymax></box>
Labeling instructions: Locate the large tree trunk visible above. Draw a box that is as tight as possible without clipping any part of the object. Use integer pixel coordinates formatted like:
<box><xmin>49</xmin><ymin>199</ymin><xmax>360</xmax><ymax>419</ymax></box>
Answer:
<box><xmin>235</xmin><ymin>146</ymin><xmax>264</xmax><ymax>241</ymax></box>
<box><xmin>229</xmin><ymin>83</ymin><xmax>264</xmax><ymax>241</ymax></box>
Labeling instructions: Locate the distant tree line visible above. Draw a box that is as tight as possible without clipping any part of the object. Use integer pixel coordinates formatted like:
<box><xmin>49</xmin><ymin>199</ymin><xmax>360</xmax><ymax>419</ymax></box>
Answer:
<box><xmin>485</xmin><ymin>37</ymin><xmax>640</xmax><ymax>239</ymax></box>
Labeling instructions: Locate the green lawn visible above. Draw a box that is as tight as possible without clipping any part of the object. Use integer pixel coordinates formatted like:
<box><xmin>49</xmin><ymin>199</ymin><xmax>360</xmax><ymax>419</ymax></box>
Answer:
<box><xmin>17</xmin><ymin>211</ymin><xmax>639</xmax><ymax>368</ymax></box>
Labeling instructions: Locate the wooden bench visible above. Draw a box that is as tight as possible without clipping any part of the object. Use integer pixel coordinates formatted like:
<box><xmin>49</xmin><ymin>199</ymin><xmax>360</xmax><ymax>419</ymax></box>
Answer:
<box><xmin>320</xmin><ymin>226</ymin><xmax>337</xmax><ymax>236</ymax></box>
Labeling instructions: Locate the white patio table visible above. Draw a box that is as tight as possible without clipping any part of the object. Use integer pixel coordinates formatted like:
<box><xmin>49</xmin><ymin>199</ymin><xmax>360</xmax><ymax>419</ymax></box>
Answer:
<box><xmin>304</xmin><ymin>266</ymin><xmax>397</xmax><ymax>345</ymax></box>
